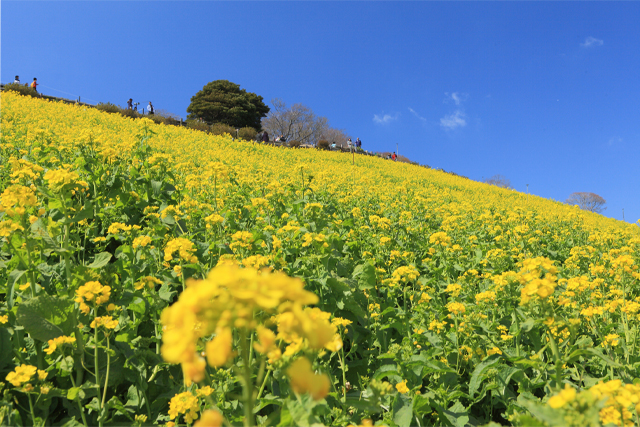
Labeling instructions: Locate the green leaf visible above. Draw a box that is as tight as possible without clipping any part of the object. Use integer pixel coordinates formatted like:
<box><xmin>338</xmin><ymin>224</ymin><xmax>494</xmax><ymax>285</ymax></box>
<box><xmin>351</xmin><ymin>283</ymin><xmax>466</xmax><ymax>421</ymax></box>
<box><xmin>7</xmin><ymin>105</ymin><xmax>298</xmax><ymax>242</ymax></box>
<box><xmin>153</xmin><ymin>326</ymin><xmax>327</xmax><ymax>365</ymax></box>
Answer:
<box><xmin>158</xmin><ymin>284</ymin><xmax>175</xmax><ymax>302</ymax></box>
<box><xmin>68</xmin><ymin>201</ymin><xmax>94</xmax><ymax>224</ymax></box>
<box><xmin>353</xmin><ymin>262</ymin><xmax>377</xmax><ymax>290</ymax></box>
<box><xmin>16</xmin><ymin>294</ymin><xmax>76</xmax><ymax>342</ymax></box>
<box><xmin>0</xmin><ymin>329</ymin><xmax>12</xmax><ymax>372</ymax></box>
<box><xmin>29</xmin><ymin>218</ymin><xmax>58</xmax><ymax>249</ymax></box>
<box><xmin>87</xmin><ymin>252</ymin><xmax>112</xmax><ymax>269</ymax></box>
<box><xmin>7</xmin><ymin>269</ymin><xmax>26</xmax><ymax>309</ymax></box>
<box><xmin>392</xmin><ymin>394</ymin><xmax>414</xmax><ymax>427</ymax></box>
<box><xmin>586</xmin><ymin>348</ymin><xmax>623</xmax><ymax>368</ymax></box>
<box><xmin>151</xmin><ymin>180</ymin><xmax>163</xmax><ymax>197</ymax></box>
<box><xmin>60</xmin><ymin>356</ymin><xmax>75</xmax><ymax>373</ymax></box>
<box><xmin>442</xmin><ymin>401</ymin><xmax>469</xmax><ymax>427</ymax></box>
<box><xmin>125</xmin><ymin>385</ymin><xmax>141</xmax><ymax>407</ymax></box>
<box><xmin>67</xmin><ymin>387</ymin><xmax>85</xmax><ymax>401</ymax></box>
<box><xmin>520</xmin><ymin>318</ymin><xmax>536</xmax><ymax>333</ymax></box>
<box><xmin>496</xmin><ymin>366</ymin><xmax>522</xmax><ymax>395</ymax></box>
<box><xmin>373</xmin><ymin>364</ymin><xmax>402</xmax><ymax>382</ymax></box>
<box><xmin>468</xmin><ymin>354</ymin><xmax>501</xmax><ymax>398</ymax></box>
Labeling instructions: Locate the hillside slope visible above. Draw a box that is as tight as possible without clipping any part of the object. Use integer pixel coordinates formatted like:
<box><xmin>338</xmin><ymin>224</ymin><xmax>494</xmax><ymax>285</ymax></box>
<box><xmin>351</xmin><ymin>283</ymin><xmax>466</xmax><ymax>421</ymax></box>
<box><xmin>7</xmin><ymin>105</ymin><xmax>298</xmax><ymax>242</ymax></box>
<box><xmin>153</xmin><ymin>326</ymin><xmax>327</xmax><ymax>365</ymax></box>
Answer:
<box><xmin>1</xmin><ymin>91</ymin><xmax>640</xmax><ymax>426</ymax></box>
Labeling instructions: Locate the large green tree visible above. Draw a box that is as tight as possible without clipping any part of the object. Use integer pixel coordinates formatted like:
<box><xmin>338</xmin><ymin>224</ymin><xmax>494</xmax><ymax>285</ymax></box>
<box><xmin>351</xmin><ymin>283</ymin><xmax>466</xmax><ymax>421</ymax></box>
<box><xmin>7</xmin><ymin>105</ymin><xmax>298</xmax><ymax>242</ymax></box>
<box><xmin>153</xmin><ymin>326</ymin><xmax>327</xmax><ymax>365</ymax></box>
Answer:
<box><xmin>186</xmin><ymin>80</ymin><xmax>269</xmax><ymax>130</ymax></box>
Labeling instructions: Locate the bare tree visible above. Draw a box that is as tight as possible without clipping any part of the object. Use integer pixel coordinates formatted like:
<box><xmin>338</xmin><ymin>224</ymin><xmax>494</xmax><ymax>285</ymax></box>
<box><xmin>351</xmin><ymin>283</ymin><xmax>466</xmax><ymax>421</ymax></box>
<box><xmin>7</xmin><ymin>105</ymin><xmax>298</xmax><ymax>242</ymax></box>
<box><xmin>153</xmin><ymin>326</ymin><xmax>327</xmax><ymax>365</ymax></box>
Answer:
<box><xmin>320</xmin><ymin>127</ymin><xmax>352</xmax><ymax>148</ymax></box>
<box><xmin>483</xmin><ymin>174</ymin><xmax>513</xmax><ymax>189</ymax></box>
<box><xmin>155</xmin><ymin>109</ymin><xmax>182</xmax><ymax>121</ymax></box>
<box><xmin>566</xmin><ymin>192</ymin><xmax>606</xmax><ymax>213</ymax></box>
<box><xmin>261</xmin><ymin>99</ymin><xmax>332</xmax><ymax>146</ymax></box>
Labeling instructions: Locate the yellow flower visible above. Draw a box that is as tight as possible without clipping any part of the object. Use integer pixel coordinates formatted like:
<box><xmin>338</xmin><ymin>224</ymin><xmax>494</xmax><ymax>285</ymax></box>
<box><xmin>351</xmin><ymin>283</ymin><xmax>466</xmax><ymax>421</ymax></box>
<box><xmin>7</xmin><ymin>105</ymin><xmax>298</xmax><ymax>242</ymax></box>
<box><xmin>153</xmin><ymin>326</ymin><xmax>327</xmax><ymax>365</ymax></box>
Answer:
<box><xmin>547</xmin><ymin>384</ymin><xmax>577</xmax><ymax>409</ymax></box>
<box><xmin>43</xmin><ymin>168</ymin><xmax>87</xmax><ymax>193</ymax></box>
<box><xmin>167</xmin><ymin>391</ymin><xmax>199</xmax><ymax>424</ymax></box>
<box><xmin>90</xmin><ymin>316</ymin><xmax>119</xmax><ymax>330</ymax></box>
<box><xmin>44</xmin><ymin>335</ymin><xmax>76</xmax><ymax>355</ymax></box>
<box><xmin>286</xmin><ymin>357</ymin><xmax>330</xmax><ymax>401</ymax></box>
<box><xmin>75</xmin><ymin>281</ymin><xmax>111</xmax><ymax>314</ymax></box>
<box><xmin>446</xmin><ymin>302</ymin><xmax>465</xmax><ymax>315</ymax></box>
<box><xmin>0</xmin><ymin>315</ymin><xmax>8</xmax><ymax>324</ymax></box>
<box><xmin>396</xmin><ymin>380</ymin><xmax>410</xmax><ymax>394</ymax></box>
<box><xmin>181</xmin><ymin>355</ymin><xmax>206</xmax><ymax>386</ymax></box>
<box><xmin>132</xmin><ymin>235</ymin><xmax>152</xmax><ymax>249</ymax></box>
<box><xmin>206</xmin><ymin>328</ymin><xmax>233</xmax><ymax>367</ymax></box>
<box><xmin>602</xmin><ymin>334</ymin><xmax>620</xmax><ymax>347</ymax></box>
<box><xmin>253</xmin><ymin>326</ymin><xmax>277</xmax><ymax>355</ymax></box>
<box><xmin>6</xmin><ymin>364</ymin><xmax>38</xmax><ymax>387</ymax></box>
<box><xmin>164</xmin><ymin>237</ymin><xmax>198</xmax><ymax>263</ymax></box>
<box><xmin>487</xmin><ymin>347</ymin><xmax>502</xmax><ymax>356</ymax></box>
<box><xmin>196</xmin><ymin>386</ymin><xmax>215</xmax><ymax>397</ymax></box>
<box><xmin>194</xmin><ymin>410</ymin><xmax>224</xmax><ymax>427</ymax></box>
<box><xmin>331</xmin><ymin>317</ymin><xmax>353</xmax><ymax>328</ymax></box>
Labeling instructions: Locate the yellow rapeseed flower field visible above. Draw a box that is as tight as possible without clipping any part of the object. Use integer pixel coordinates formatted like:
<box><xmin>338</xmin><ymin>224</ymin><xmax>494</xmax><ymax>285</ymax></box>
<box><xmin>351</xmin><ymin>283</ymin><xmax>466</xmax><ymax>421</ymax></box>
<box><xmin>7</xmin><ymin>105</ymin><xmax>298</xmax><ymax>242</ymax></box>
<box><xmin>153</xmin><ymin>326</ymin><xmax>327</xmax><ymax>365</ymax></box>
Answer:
<box><xmin>1</xmin><ymin>90</ymin><xmax>640</xmax><ymax>426</ymax></box>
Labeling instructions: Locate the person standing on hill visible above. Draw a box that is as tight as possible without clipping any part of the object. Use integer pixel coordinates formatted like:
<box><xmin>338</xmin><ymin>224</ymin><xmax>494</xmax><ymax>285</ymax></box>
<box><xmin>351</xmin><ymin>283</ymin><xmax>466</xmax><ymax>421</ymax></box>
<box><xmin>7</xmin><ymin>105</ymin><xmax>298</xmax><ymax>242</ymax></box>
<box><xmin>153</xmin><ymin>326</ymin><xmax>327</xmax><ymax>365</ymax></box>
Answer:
<box><xmin>392</xmin><ymin>152</ymin><xmax>397</xmax><ymax>161</ymax></box>
<box><xmin>14</xmin><ymin>76</ymin><xmax>20</xmax><ymax>84</ymax></box>
<box><xmin>262</xmin><ymin>131</ymin><xmax>269</xmax><ymax>143</ymax></box>
<box><xmin>147</xmin><ymin>102</ymin><xmax>154</xmax><ymax>115</ymax></box>
<box><xmin>31</xmin><ymin>78</ymin><xmax>39</xmax><ymax>93</ymax></box>
<box><xmin>356</xmin><ymin>138</ymin><xmax>362</xmax><ymax>148</ymax></box>
<box><xmin>127</xmin><ymin>98</ymin><xmax>133</xmax><ymax>110</ymax></box>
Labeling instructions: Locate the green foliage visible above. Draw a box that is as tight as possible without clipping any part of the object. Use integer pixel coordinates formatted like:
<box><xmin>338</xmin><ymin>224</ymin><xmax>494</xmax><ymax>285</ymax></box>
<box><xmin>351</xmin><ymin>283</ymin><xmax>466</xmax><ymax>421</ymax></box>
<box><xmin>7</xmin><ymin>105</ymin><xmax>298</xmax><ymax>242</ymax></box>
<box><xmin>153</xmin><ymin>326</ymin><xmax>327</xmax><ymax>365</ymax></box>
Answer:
<box><xmin>119</xmin><ymin>108</ymin><xmax>140</xmax><ymax>119</ymax></box>
<box><xmin>185</xmin><ymin>119</ymin><xmax>210</xmax><ymax>132</ymax></box>
<box><xmin>210</xmin><ymin>123</ymin><xmax>236</xmax><ymax>137</ymax></box>
<box><xmin>96</xmin><ymin>102</ymin><xmax>122</xmax><ymax>114</ymax></box>
<box><xmin>237</xmin><ymin>126</ymin><xmax>257</xmax><ymax>141</ymax></box>
<box><xmin>186</xmin><ymin>80</ymin><xmax>269</xmax><ymax>130</ymax></box>
<box><xmin>317</xmin><ymin>140</ymin><xmax>330</xmax><ymax>150</ymax></box>
<box><xmin>3</xmin><ymin>83</ymin><xmax>39</xmax><ymax>98</ymax></box>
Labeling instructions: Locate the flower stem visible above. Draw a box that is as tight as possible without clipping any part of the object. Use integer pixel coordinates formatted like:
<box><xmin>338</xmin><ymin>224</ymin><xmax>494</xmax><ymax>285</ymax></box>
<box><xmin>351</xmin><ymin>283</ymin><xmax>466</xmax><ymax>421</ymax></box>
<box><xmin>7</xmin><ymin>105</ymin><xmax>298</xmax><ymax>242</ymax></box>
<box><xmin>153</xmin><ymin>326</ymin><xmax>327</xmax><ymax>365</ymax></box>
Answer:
<box><xmin>27</xmin><ymin>392</ymin><xmax>37</xmax><ymax>426</ymax></box>
<box><xmin>94</xmin><ymin>326</ymin><xmax>103</xmax><ymax>427</ymax></box>
<box><xmin>101</xmin><ymin>336</ymin><xmax>111</xmax><ymax>410</ymax></box>
<box><xmin>239</xmin><ymin>330</ymin><xmax>255</xmax><ymax>427</ymax></box>
<box><xmin>70</xmin><ymin>372</ymin><xmax>89</xmax><ymax>427</ymax></box>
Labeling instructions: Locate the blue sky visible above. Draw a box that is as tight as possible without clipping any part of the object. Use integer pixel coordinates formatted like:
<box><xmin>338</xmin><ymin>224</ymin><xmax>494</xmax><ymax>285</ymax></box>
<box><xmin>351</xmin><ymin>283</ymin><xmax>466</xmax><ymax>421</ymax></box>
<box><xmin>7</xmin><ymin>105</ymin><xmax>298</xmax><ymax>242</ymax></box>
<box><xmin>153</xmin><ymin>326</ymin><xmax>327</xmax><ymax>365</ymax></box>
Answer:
<box><xmin>2</xmin><ymin>1</ymin><xmax>639</xmax><ymax>224</ymax></box>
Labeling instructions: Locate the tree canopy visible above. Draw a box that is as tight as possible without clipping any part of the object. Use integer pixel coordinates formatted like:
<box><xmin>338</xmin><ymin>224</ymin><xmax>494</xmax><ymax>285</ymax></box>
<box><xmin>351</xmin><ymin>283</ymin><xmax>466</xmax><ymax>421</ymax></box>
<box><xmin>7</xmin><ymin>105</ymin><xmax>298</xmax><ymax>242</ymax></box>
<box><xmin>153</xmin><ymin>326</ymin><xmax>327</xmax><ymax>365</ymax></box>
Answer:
<box><xmin>186</xmin><ymin>80</ymin><xmax>269</xmax><ymax>130</ymax></box>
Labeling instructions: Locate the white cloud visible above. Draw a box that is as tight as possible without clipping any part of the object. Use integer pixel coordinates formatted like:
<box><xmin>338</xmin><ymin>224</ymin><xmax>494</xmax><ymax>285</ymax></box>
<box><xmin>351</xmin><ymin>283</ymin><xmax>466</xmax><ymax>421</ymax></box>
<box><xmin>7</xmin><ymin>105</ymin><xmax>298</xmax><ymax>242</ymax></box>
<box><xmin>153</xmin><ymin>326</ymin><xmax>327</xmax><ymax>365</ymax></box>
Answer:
<box><xmin>445</xmin><ymin>92</ymin><xmax>467</xmax><ymax>106</ymax></box>
<box><xmin>440</xmin><ymin>110</ymin><xmax>466</xmax><ymax>130</ymax></box>
<box><xmin>581</xmin><ymin>36</ymin><xmax>603</xmax><ymax>48</ymax></box>
<box><xmin>373</xmin><ymin>113</ymin><xmax>399</xmax><ymax>125</ymax></box>
<box><xmin>408</xmin><ymin>107</ymin><xmax>426</xmax><ymax>122</ymax></box>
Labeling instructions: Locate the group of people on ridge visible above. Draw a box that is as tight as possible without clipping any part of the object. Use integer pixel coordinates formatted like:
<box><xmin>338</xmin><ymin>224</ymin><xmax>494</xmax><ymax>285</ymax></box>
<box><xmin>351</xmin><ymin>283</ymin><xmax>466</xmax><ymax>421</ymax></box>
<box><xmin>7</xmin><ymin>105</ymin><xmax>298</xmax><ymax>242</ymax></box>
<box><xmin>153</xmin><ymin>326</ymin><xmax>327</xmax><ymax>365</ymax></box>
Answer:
<box><xmin>127</xmin><ymin>98</ymin><xmax>154</xmax><ymax>115</ymax></box>
<box><xmin>14</xmin><ymin>75</ymin><xmax>39</xmax><ymax>94</ymax></box>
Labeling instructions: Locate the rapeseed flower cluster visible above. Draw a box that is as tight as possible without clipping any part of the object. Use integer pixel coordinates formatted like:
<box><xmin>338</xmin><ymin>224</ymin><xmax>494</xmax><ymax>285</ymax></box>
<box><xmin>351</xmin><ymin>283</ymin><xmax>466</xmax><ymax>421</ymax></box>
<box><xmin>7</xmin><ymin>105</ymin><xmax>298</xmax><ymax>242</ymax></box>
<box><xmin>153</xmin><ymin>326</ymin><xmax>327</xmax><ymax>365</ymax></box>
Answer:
<box><xmin>6</xmin><ymin>364</ymin><xmax>46</xmax><ymax>387</ymax></box>
<box><xmin>0</xmin><ymin>185</ymin><xmax>38</xmax><ymax>217</ymax></box>
<box><xmin>161</xmin><ymin>264</ymin><xmax>336</xmax><ymax>387</ymax></box>
<box><xmin>44</xmin><ymin>335</ymin><xmax>76</xmax><ymax>355</ymax></box>
<box><xmin>43</xmin><ymin>167</ymin><xmax>88</xmax><ymax>193</ymax></box>
<box><xmin>286</xmin><ymin>357</ymin><xmax>330</xmax><ymax>401</ymax></box>
<box><xmin>75</xmin><ymin>281</ymin><xmax>111</xmax><ymax>314</ymax></box>
<box><xmin>167</xmin><ymin>391</ymin><xmax>199</xmax><ymax>424</ymax></box>
<box><xmin>164</xmin><ymin>237</ymin><xmax>198</xmax><ymax>264</ymax></box>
